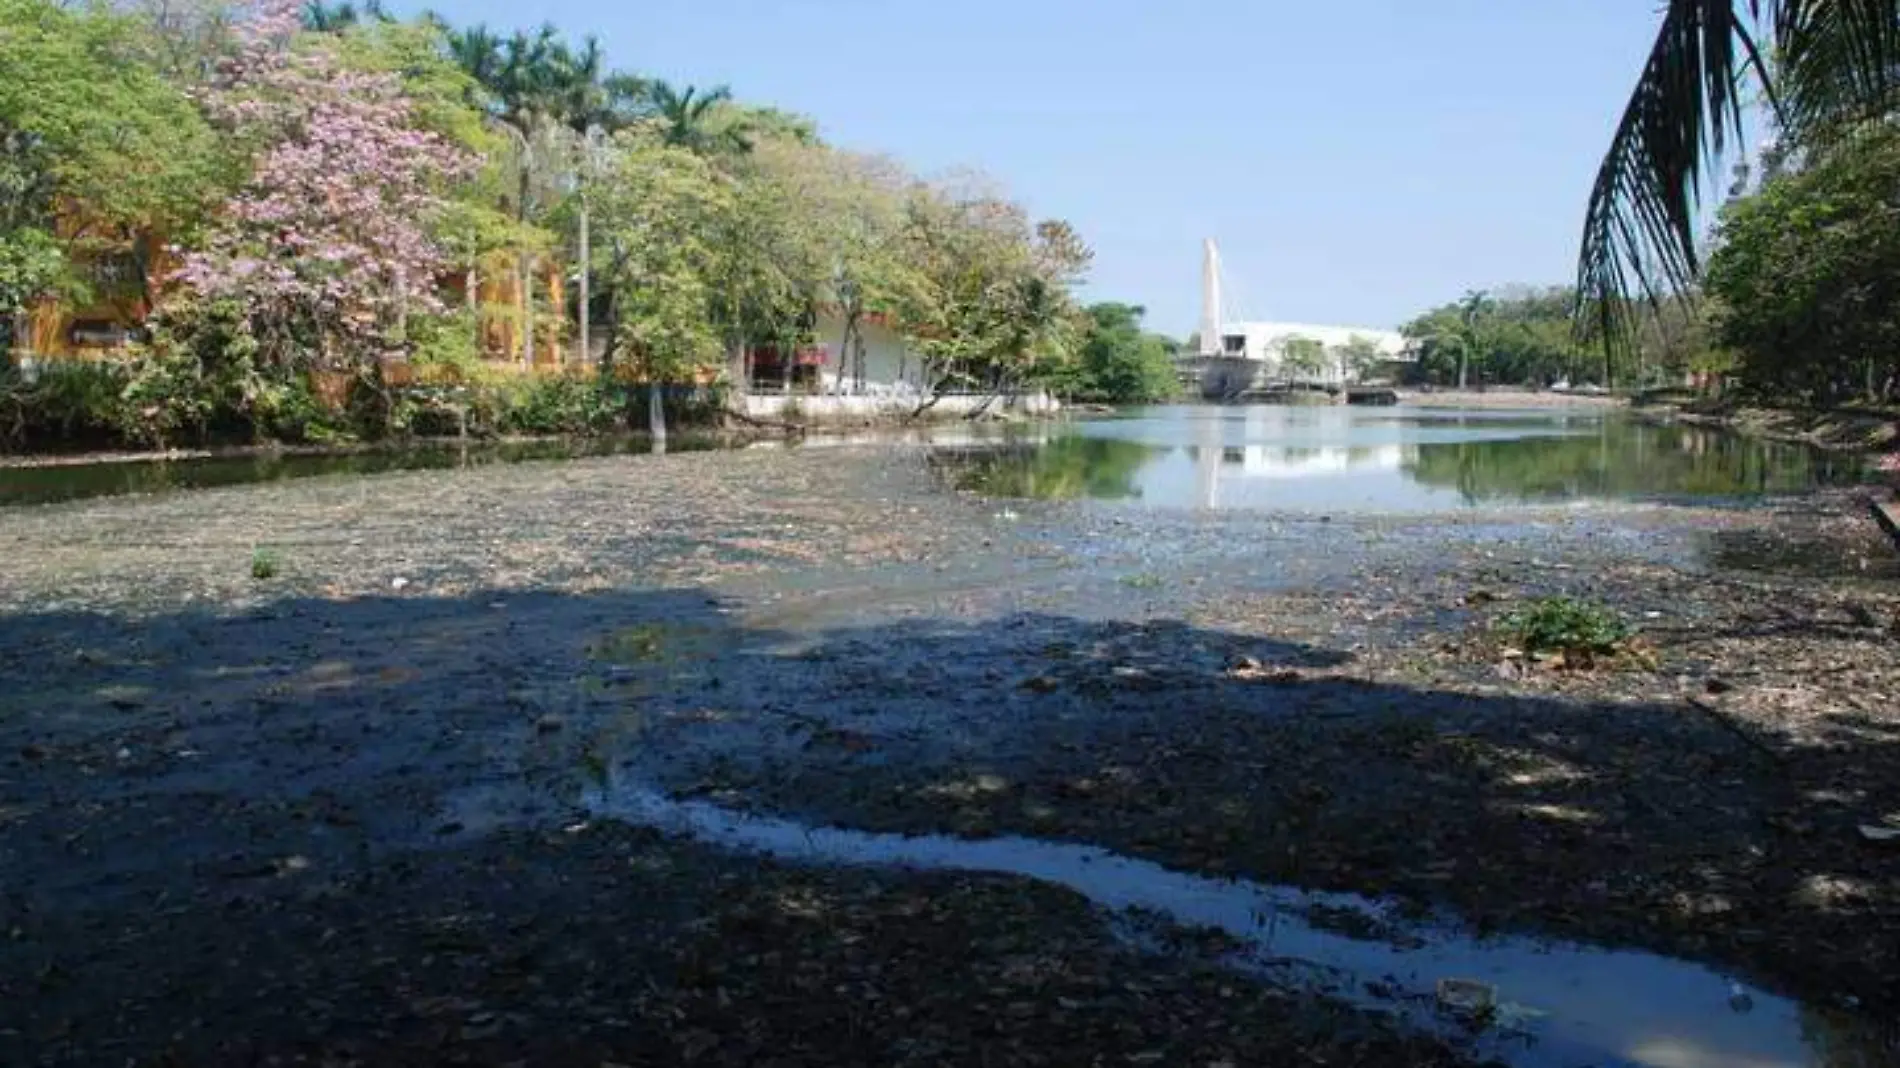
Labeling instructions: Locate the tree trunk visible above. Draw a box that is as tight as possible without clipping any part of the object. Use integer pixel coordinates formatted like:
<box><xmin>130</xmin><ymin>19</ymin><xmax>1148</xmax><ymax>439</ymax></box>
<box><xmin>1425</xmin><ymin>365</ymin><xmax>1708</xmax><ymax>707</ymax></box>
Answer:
<box><xmin>516</xmin><ymin>254</ymin><xmax>532</xmax><ymax>367</ymax></box>
<box><xmin>514</xmin><ymin>145</ymin><xmax>534</xmax><ymax>368</ymax></box>
<box><xmin>577</xmin><ymin>201</ymin><xmax>590</xmax><ymax>366</ymax></box>
<box><xmin>8</xmin><ymin>311</ymin><xmax>26</xmax><ymax>368</ymax></box>
<box><xmin>648</xmin><ymin>382</ymin><xmax>668</xmax><ymax>452</ymax></box>
<box><xmin>727</xmin><ymin>338</ymin><xmax>747</xmax><ymax>395</ymax></box>
<box><xmin>833</xmin><ymin>309</ymin><xmax>858</xmax><ymax>397</ymax></box>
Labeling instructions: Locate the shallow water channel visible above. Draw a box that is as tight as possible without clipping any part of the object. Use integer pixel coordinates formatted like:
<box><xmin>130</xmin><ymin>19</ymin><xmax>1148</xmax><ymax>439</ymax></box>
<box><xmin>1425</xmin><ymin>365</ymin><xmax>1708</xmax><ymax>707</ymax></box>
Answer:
<box><xmin>586</xmin><ymin>774</ymin><xmax>1873</xmax><ymax>1068</ymax></box>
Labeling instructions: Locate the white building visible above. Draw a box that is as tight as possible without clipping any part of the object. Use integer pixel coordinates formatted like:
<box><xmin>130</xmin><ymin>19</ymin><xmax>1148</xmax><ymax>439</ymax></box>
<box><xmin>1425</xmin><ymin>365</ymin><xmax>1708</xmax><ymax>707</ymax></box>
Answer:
<box><xmin>746</xmin><ymin>310</ymin><xmax>926</xmax><ymax>396</ymax></box>
<box><xmin>741</xmin><ymin>309</ymin><xmax>1060</xmax><ymax>420</ymax></box>
<box><xmin>1196</xmin><ymin>238</ymin><xmax>1410</xmax><ymax>385</ymax></box>
<box><xmin>1209</xmin><ymin>321</ymin><xmax>1409</xmax><ymax>385</ymax></box>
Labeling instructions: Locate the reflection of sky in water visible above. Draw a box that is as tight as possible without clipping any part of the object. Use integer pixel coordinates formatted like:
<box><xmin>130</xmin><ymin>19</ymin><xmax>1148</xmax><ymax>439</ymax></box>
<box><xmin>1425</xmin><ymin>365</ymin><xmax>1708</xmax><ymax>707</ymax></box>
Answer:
<box><xmin>586</xmin><ymin>776</ymin><xmax>1855</xmax><ymax>1068</ymax></box>
<box><xmin>957</xmin><ymin>404</ymin><xmax>1866</xmax><ymax>512</ymax></box>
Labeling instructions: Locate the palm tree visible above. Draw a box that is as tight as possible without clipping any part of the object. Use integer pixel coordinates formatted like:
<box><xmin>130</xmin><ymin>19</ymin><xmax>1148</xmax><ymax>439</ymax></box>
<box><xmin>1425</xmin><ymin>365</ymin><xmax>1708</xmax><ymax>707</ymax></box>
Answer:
<box><xmin>645</xmin><ymin>81</ymin><xmax>752</xmax><ymax>154</ymax></box>
<box><xmin>444</xmin><ymin>24</ymin><xmax>575</xmax><ymax>365</ymax></box>
<box><xmin>1578</xmin><ymin>2</ymin><xmax>1900</xmax><ymax>362</ymax></box>
<box><xmin>301</xmin><ymin>0</ymin><xmax>390</xmax><ymax>33</ymax></box>
<box><xmin>442</xmin><ymin>22</ymin><xmax>653</xmax><ymax>366</ymax></box>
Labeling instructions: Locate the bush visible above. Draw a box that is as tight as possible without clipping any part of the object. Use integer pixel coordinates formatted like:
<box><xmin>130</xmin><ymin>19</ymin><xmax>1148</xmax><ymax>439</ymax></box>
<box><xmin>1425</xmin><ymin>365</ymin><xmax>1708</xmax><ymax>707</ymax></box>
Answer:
<box><xmin>1500</xmin><ymin>596</ymin><xmax>1633</xmax><ymax>658</ymax></box>
<box><xmin>499</xmin><ymin>373</ymin><xmax>624</xmax><ymax>435</ymax></box>
<box><xmin>250</xmin><ymin>547</ymin><xmax>280</xmax><ymax>580</ymax></box>
<box><xmin>117</xmin><ymin>342</ymin><xmax>213</xmax><ymax>448</ymax></box>
<box><xmin>0</xmin><ymin>360</ymin><xmax>129</xmax><ymax>450</ymax></box>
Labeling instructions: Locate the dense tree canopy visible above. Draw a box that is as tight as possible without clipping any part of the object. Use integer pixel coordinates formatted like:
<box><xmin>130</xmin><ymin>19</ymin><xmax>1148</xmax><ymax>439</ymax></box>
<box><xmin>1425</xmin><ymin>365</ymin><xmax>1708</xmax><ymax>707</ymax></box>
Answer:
<box><xmin>1061</xmin><ymin>303</ymin><xmax>1178</xmax><ymax>404</ymax></box>
<box><xmin>1578</xmin><ymin>1</ymin><xmax>1900</xmax><ymax>354</ymax></box>
<box><xmin>0</xmin><ymin>0</ymin><xmax>223</xmax><ymax>317</ymax></box>
<box><xmin>1</xmin><ymin>0</ymin><xmax>1101</xmax><ymax>447</ymax></box>
<box><xmin>1704</xmin><ymin>117</ymin><xmax>1900</xmax><ymax>404</ymax></box>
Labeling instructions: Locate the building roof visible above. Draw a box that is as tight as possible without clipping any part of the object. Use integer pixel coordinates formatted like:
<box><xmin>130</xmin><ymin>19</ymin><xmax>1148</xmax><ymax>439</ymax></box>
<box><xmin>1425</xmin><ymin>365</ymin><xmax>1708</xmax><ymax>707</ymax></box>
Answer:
<box><xmin>1222</xmin><ymin>321</ymin><xmax>1409</xmax><ymax>355</ymax></box>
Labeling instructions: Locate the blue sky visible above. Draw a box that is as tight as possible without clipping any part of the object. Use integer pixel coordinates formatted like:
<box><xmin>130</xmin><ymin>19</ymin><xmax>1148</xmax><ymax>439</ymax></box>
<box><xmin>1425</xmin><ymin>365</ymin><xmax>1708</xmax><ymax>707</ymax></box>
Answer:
<box><xmin>421</xmin><ymin>0</ymin><xmax>1670</xmax><ymax>336</ymax></box>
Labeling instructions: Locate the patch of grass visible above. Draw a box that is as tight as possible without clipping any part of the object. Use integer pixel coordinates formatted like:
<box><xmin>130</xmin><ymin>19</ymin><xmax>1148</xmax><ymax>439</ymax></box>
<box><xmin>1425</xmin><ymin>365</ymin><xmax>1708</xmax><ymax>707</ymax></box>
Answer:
<box><xmin>1119</xmin><ymin>572</ymin><xmax>1164</xmax><ymax>590</ymax></box>
<box><xmin>1500</xmin><ymin>596</ymin><xmax>1632</xmax><ymax>659</ymax></box>
<box><xmin>250</xmin><ymin>547</ymin><xmax>280</xmax><ymax>581</ymax></box>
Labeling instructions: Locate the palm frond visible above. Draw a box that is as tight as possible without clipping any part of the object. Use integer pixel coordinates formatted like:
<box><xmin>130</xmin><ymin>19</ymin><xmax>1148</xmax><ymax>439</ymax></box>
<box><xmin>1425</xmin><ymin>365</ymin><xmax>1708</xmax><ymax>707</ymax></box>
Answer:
<box><xmin>1577</xmin><ymin>0</ymin><xmax>1900</xmax><ymax>359</ymax></box>
<box><xmin>1775</xmin><ymin>0</ymin><xmax>1900</xmax><ymax>136</ymax></box>
<box><xmin>1576</xmin><ymin>1</ymin><xmax>1769</xmax><ymax>359</ymax></box>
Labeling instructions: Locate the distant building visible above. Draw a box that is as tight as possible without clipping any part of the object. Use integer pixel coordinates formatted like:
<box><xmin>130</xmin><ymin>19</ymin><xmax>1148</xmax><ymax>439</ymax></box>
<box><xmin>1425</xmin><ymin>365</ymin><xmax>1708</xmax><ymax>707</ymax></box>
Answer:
<box><xmin>1194</xmin><ymin>238</ymin><xmax>1410</xmax><ymax>386</ymax></box>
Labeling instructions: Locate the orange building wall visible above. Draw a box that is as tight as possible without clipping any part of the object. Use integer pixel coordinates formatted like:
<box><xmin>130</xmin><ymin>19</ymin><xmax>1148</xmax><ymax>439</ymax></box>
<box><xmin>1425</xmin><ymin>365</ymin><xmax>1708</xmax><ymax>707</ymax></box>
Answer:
<box><xmin>24</xmin><ymin>214</ymin><xmax>177</xmax><ymax>359</ymax></box>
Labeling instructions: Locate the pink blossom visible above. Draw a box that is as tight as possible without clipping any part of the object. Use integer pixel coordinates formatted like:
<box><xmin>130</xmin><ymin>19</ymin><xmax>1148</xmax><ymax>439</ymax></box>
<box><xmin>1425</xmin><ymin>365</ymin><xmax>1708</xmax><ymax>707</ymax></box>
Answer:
<box><xmin>171</xmin><ymin>0</ymin><xmax>475</xmax><ymax>370</ymax></box>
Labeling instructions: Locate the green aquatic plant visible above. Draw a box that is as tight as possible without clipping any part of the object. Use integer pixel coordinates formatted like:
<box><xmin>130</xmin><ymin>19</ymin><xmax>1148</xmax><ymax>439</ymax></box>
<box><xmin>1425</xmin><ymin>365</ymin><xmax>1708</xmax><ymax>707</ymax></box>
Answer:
<box><xmin>1500</xmin><ymin>596</ymin><xmax>1633</xmax><ymax>659</ymax></box>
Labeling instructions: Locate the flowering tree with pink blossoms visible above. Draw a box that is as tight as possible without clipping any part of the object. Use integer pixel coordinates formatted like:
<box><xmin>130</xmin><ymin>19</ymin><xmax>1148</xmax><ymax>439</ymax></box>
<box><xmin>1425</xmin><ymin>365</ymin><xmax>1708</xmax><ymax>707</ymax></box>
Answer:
<box><xmin>170</xmin><ymin>0</ymin><xmax>474</xmax><ymax>375</ymax></box>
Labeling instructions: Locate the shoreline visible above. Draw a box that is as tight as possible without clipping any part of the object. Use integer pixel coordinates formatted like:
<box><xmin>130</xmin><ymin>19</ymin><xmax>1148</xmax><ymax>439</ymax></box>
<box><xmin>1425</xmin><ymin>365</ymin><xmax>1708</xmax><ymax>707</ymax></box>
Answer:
<box><xmin>1634</xmin><ymin>399</ymin><xmax>1900</xmax><ymax>455</ymax></box>
<box><xmin>1396</xmin><ymin>388</ymin><xmax>1625</xmax><ymax>409</ymax></box>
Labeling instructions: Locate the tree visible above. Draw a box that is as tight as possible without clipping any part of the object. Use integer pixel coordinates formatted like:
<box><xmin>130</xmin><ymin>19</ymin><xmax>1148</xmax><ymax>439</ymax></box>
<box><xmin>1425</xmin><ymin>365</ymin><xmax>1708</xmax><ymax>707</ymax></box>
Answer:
<box><xmin>1578</xmin><ymin>2</ymin><xmax>1900</xmax><ymax>355</ymax></box>
<box><xmin>445</xmin><ymin>23</ymin><xmax>582</xmax><ymax>365</ymax></box>
<box><xmin>703</xmin><ymin>135</ymin><xmax>834</xmax><ymax>399</ymax></box>
<box><xmin>1280</xmin><ymin>336</ymin><xmax>1327</xmax><ymax>381</ymax></box>
<box><xmin>0</xmin><ymin>0</ymin><xmax>224</xmax><ymax>354</ymax></box>
<box><xmin>590</xmin><ymin>133</ymin><xmax>734</xmax><ymax>442</ymax></box>
<box><xmin>302</xmin><ymin>1</ymin><xmax>390</xmax><ymax>33</ymax></box>
<box><xmin>1067</xmin><ymin>302</ymin><xmax>1177</xmax><ymax>403</ymax></box>
<box><xmin>172</xmin><ymin>0</ymin><xmax>475</xmax><ymax>379</ymax></box>
<box><xmin>1704</xmin><ymin>118</ymin><xmax>1900</xmax><ymax>403</ymax></box>
<box><xmin>1338</xmin><ymin>334</ymin><xmax>1385</xmax><ymax>383</ymax></box>
<box><xmin>644</xmin><ymin>81</ymin><xmax>751</xmax><ymax>156</ymax></box>
<box><xmin>900</xmin><ymin>181</ymin><xmax>1089</xmax><ymax>406</ymax></box>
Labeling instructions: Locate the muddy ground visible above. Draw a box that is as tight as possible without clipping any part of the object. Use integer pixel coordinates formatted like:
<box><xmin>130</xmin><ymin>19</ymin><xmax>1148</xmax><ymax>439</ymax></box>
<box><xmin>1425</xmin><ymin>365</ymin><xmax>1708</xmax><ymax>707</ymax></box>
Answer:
<box><xmin>2</xmin><ymin>443</ymin><xmax>1898</xmax><ymax>1065</ymax></box>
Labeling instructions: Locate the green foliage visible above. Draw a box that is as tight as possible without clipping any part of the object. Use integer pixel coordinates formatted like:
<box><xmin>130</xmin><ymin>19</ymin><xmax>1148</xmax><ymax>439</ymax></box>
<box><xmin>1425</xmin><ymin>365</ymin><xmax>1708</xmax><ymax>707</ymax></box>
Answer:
<box><xmin>0</xmin><ymin>225</ymin><xmax>61</xmax><ymax>320</ymax></box>
<box><xmin>1577</xmin><ymin>0</ymin><xmax>1900</xmax><ymax>358</ymax></box>
<box><xmin>592</xmin><ymin>134</ymin><xmax>733</xmax><ymax>382</ymax></box>
<box><xmin>0</xmin><ymin>0</ymin><xmax>225</xmax><ymax>241</ymax></box>
<box><xmin>250</xmin><ymin>546</ymin><xmax>280</xmax><ymax>580</ymax></box>
<box><xmin>1406</xmin><ymin>287</ymin><xmax>1606</xmax><ymax>387</ymax></box>
<box><xmin>0</xmin><ymin>1</ymin><xmax>1100</xmax><ymax>455</ymax></box>
<box><xmin>1338</xmin><ymin>335</ymin><xmax>1386</xmax><ymax>381</ymax></box>
<box><xmin>0</xmin><ymin>361</ymin><xmax>124</xmax><ymax>448</ymax></box>
<box><xmin>1705</xmin><ymin>118</ymin><xmax>1900</xmax><ymax>404</ymax></box>
<box><xmin>492</xmin><ymin>373</ymin><xmax>624</xmax><ymax>435</ymax></box>
<box><xmin>1063</xmin><ymin>303</ymin><xmax>1177</xmax><ymax>403</ymax></box>
<box><xmin>118</xmin><ymin>342</ymin><xmax>214</xmax><ymax>448</ymax></box>
<box><xmin>330</xmin><ymin>18</ymin><xmax>497</xmax><ymax>155</ymax></box>
<box><xmin>900</xmin><ymin>190</ymin><xmax>1091</xmax><ymax>395</ymax></box>
<box><xmin>1500</xmin><ymin>597</ymin><xmax>1633</xmax><ymax>658</ymax></box>
<box><xmin>1281</xmin><ymin>336</ymin><xmax>1327</xmax><ymax>378</ymax></box>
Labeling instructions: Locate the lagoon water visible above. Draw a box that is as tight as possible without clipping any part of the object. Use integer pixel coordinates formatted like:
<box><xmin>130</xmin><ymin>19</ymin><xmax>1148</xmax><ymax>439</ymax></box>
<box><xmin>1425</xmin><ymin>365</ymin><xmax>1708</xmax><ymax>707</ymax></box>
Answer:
<box><xmin>938</xmin><ymin>405</ymin><xmax>1870</xmax><ymax>512</ymax></box>
<box><xmin>0</xmin><ymin>404</ymin><xmax>1868</xmax><ymax>512</ymax></box>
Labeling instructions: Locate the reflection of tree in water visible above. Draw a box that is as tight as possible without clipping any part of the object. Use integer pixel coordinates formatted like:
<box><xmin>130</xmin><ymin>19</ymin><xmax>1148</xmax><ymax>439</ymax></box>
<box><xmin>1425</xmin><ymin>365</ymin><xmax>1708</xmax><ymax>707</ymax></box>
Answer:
<box><xmin>1402</xmin><ymin>423</ymin><xmax>1866</xmax><ymax>504</ymax></box>
<box><xmin>933</xmin><ymin>437</ymin><xmax>1164</xmax><ymax>501</ymax></box>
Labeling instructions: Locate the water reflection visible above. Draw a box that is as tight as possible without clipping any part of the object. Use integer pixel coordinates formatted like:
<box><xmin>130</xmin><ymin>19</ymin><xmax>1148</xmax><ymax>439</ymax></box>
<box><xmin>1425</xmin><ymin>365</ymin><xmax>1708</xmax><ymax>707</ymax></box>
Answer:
<box><xmin>583</xmin><ymin>773</ymin><xmax>1894</xmax><ymax>1068</ymax></box>
<box><xmin>933</xmin><ymin>437</ymin><xmax>1165</xmax><ymax>501</ymax></box>
<box><xmin>941</xmin><ymin>406</ymin><xmax>1868</xmax><ymax>511</ymax></box>
<box><xmin>0</xmin><ymin>436</ymin><xmax>722</xmax><ymax>507</ymax></box>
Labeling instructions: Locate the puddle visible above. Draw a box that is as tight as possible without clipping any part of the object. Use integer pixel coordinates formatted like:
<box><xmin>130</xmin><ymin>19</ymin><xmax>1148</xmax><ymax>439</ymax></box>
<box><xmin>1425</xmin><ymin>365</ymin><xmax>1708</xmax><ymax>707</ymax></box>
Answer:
<box><xmin>584</xmin><ymin>775</ymin><xmax>1873</xmax><ymax>1068</ymax></box>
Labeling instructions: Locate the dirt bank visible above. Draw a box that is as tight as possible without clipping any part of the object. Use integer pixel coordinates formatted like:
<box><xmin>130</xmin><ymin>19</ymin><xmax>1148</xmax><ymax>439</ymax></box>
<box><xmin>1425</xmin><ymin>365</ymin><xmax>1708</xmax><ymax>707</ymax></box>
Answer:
<box><xmin>1637</xmin><ymin>400</ymin><xmax>1900</xmax><ymax>455</ymax></box>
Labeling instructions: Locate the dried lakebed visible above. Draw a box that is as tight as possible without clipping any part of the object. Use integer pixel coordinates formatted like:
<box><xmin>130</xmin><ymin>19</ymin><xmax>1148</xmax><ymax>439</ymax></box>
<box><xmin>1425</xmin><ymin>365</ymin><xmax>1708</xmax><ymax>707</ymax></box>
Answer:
<box><xmin>2</xmin><ymin>440</ymin><xmax>1897</xmax><ymax>1065</ymax></box>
